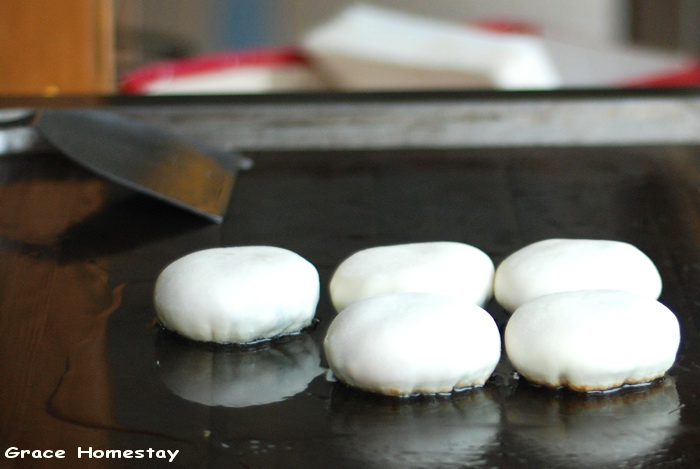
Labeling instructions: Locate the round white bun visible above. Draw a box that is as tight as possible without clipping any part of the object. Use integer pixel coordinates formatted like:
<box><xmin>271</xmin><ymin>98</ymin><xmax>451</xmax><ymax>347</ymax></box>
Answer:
<box><xmin>494</xmin><ymin>238</ymin><xmax>662</xmax><ymax>312</ymax></box>
<box><xmin>154</xmin><ymin>246</ymin><xmax>320</xmax><ymax>344</ymax></box>
<box><xmin>505</xmin><ymin>290</ymin><xmax>680</xmax><ymax>392</ymax></box>
<box><xmin>324</xmin><ymin>292</ymin><xmax>501</xmax><ymax>396</ymax></box>
<box><xmin>329</xmin><ymin>241</ymin><xmax>494</xmax><ymax>312</ymax></box>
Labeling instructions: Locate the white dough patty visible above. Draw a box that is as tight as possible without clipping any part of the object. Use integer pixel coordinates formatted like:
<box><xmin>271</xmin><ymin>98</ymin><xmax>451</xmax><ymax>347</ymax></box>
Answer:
<box><xmin>329</xmin><ymin>241</ymin><xmax>494</xmax><ymax>312</ymax></box>
<box><xmin>324</xmin><ymin>292</ymin><xmax>501</xmax><ymax>396</ymax></box>
<box><xmin>505</xmin><ymin>290</ymin><xmax>680</xmax><ymax>392</ymax></box>
<box><xmin>494</xmin><ymin>238</ymin><xmax>662</xmax><ymax>312</ymax></box>
<box><xmin>154</xmin><ymin>246</ymin><xmax>320</xmax><ymax>344</ymax></box>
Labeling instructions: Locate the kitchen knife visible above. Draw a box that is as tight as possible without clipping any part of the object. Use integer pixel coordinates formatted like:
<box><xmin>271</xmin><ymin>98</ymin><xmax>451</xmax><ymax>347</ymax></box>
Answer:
<box><xmin>26</xmin><ymin>109</ymin><xmax>251</xmax><ymax>223</ymax></box>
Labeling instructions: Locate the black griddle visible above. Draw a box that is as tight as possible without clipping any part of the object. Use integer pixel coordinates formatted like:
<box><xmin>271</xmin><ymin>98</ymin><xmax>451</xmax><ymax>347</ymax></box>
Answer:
<box><xmin>2</xmin><ymin>92</ymin><xmax>700</xmax><ymax>468</ymax></box>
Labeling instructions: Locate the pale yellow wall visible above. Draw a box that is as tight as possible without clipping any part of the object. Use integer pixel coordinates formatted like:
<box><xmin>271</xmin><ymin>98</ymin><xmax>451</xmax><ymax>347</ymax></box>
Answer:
<box><xmin>279</xmin><ymin>0</ymin><xmax>629</xmax><ymax>45</ymax></box>
<box><xmin>126</xmin><ymin>0</ymin><xmax>630</xmax><ymax>54</ymax></box>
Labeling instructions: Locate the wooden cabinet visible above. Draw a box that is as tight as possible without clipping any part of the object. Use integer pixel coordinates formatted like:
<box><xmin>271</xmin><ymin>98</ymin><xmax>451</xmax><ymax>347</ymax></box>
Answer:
<box><xmin>0</xmin><ymin>0</ymin><xmax>115</xmax><ymax>95</ymax></box>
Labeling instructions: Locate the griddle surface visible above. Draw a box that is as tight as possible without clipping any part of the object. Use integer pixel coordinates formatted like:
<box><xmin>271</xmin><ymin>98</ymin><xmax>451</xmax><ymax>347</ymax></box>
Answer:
<box><xmin>2</xmin><ymin>145</ymin><xmax>699</xmax><ymax>468</ymax></box>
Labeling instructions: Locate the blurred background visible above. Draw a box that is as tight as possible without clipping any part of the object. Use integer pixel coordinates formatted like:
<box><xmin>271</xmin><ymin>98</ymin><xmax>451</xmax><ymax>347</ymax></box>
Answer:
<box><xmin>3</xmin><ymin>0</ymin><xmax>700</xmax><ymax>95</ymax></box>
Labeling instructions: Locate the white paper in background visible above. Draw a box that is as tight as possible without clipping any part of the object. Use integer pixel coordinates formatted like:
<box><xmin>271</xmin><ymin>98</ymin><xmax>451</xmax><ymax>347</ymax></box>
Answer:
<box><xmin>301</xmin><ymin>3</ymin><xmax>562</xmax><ymax>90</ymax></box>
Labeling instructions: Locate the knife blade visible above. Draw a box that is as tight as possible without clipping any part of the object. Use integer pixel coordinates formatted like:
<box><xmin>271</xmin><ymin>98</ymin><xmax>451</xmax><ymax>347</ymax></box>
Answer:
<box><xmin>33</xmin><ymin>109</ymin><xmax>251</xmax><ymax>223</ymax></box>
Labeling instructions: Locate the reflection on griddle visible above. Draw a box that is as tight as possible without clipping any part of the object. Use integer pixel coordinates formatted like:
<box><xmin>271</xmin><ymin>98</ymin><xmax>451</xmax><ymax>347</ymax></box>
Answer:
<box><xmin>155</xmin><ymin>331</ymin><xmax>326</xmax><ymax>408</ymax></box>
<box><xmin>503</xmin><ymin>378</ymin><xmax>681</xmax><ymax>468</ymax></box>
<box><xmin>328</xmin><ymin>384</ymin><xmax>501</xmax><ymax>468</ymax></box>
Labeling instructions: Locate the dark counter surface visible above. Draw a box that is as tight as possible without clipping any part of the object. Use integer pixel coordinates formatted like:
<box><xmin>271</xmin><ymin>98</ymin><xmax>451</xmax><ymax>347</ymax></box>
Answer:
<box><xmin>1</xmin><ymin>91</ymin><xmax>700</xmax><ymax>468</ymax></box>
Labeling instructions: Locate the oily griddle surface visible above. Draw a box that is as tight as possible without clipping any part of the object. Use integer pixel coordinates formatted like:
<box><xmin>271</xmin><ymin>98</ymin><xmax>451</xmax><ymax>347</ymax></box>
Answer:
<box><xmin>1</xmin><ymin>145</ymin><xmax>699</xmax><ymax>468</ymax></box>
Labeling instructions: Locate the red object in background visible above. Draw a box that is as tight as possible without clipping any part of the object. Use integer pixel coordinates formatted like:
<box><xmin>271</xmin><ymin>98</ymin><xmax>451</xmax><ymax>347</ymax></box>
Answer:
<box><xmin>119</xmin><ymin>47</ymin><xmax>309</xmax><ymax>94</ymax></box>
<box><xmin>119</xmin><ymin>19</ymin><xmax>545</xmax><ymax>95</ymax></box>
<box><xmin>472</xmin><ymin>19</ymin><xmax>541</xmax><ymax>36</ymax></box>
<box><xmin>120</xmin><ymin>18</ymin><xmax>700</xmax><ymax>93</ymax></box>
<box><xmin>623</xmin><ymin>60</ymin><xmax>700</xmax><ymax>88</ymax></box>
